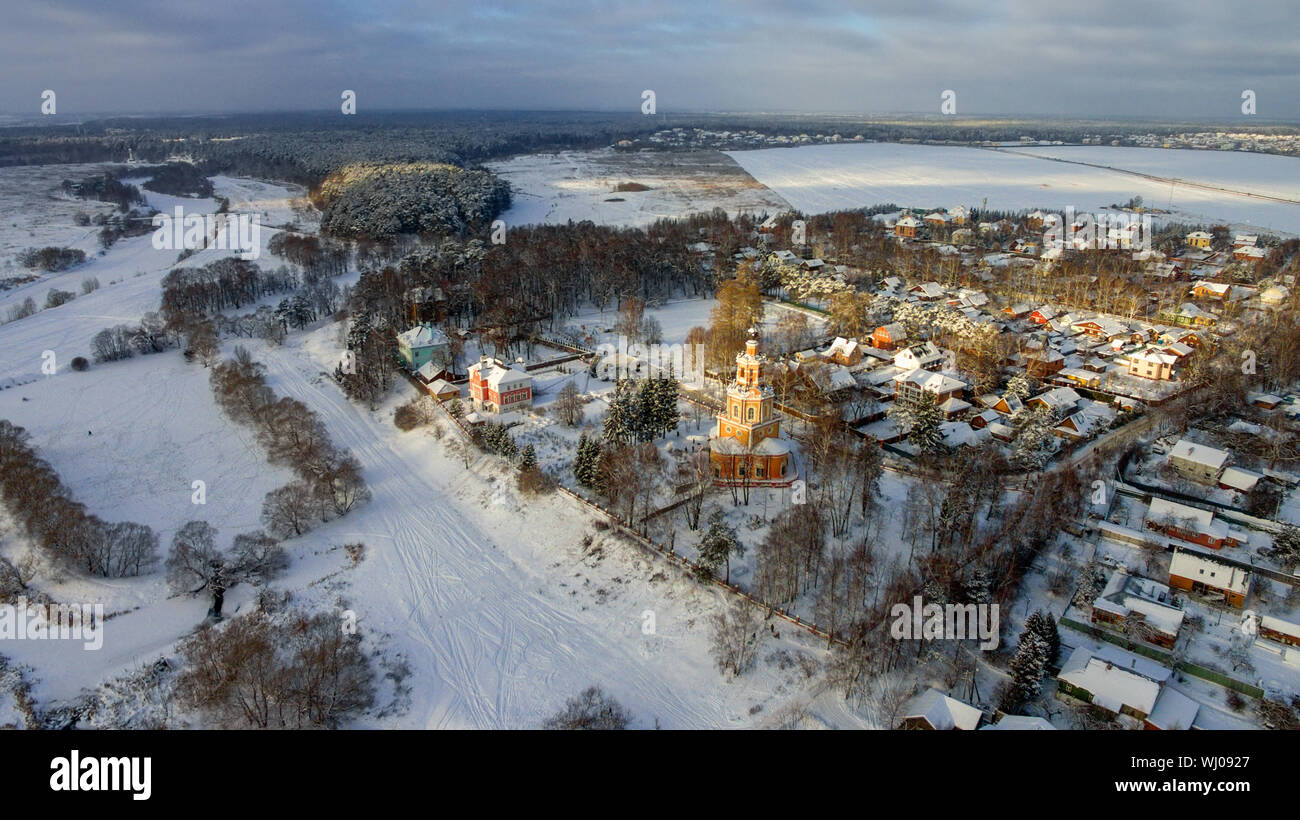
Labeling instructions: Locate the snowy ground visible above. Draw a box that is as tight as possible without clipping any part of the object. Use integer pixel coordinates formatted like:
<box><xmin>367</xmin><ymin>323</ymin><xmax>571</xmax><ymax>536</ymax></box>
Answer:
<box><xmin>0</xmin><ymin>163</ymin><xmax>124</xmax><ymax>281</ymax></box>
<box><xmin>487</xmin><ymin>148</ymin><xmax>790</xmax><ymax>228</ymax></box>
<box><xmin>726</xmin><ymin>143</ymin><xmax>1300</xmax><ymax>235</ymax></box>
<box><xmin>0</xmin><ymin>175</ymin><xmax>303</xmax><ymax>389</ymax></box>
<box><xmin>248</xmin><ymin>327</ymin><xmax>868</xmax><ymax>728</ymax></box>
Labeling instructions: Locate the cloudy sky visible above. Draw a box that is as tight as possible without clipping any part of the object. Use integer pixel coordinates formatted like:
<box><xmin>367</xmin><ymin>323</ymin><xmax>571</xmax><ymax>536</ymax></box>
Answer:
<box><xmin>3</xmin><ymin>0</ymin><xmax>1297</xmax><ymax>119</ymax></box>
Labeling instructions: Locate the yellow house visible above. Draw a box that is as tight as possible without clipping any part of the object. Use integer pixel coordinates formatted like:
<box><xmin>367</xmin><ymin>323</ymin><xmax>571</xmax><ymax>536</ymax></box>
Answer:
<box><xmin>1185</xmin><ymin>231</ymin><xmax>1212</xmax><ymax>249</ymax></box>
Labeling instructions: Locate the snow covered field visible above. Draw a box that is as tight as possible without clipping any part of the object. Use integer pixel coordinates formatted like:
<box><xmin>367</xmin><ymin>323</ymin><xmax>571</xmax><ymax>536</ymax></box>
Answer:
<box><xmin>0</xmin><ymin>174</ymin><xmax>302</xmax><ymax>389</ymax></box>
<box><xmin>726</xmin><ymin>143</ymin><xmax>1300</xmax><ymax>235</ymax></box>
<box><xmin>243</xmin><ymin>328</ymin><xmax>863</xmax><ymax>729</ymax></box>
<box><xmin>487</xmin><ymin>148</ymin><xmax>790</xmax><ymax>228</ymax></box>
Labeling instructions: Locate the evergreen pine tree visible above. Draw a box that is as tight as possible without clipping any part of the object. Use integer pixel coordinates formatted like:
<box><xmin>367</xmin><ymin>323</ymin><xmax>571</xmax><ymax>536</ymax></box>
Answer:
<box><xmin>574</xmin><ymin>433</ymin><xmax>591</xmax><ymax>485</ymax></box>
<box><xmin>1004</xmin><ymin>630</ymin><xmax>1049</xmax><ymax>710</ymax></box>
<box><xmin>1024</xmin><ymin>609</ymin><xmax>1061</xmax><ymax>667</ymax></box>
<box><xmin>519</xmin><ymin>443</ymin><xmax>537</xmax><ymax>472</ymax></box>
<box><xmin>602</xmin><ymin>380</ymin><xmax>637</xmax><ymax>445</ymax></box>
<box><xmin>695</xmin><ymin>507</ymin><xmax>745</xmax><ymax>584</ymax></box>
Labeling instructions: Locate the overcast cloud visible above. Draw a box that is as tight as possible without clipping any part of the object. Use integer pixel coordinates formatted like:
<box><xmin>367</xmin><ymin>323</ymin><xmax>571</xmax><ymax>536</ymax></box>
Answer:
<box><xmin>2</xmin><ymin>0</ymin><xmax>1297</xmax><ymax>119</ymax></box>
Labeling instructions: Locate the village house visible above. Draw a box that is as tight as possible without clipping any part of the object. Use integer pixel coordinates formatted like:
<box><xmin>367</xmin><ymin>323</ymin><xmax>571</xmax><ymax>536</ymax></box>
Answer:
<box><xmin>897</xmin><ymin>688</ymin><xmax>982</xmax><ymax>730</ymax></box>
<box><xmin>1052</xmin><ymin>401</ymin><xmax>1117</xmax><ymax>441</ymax></box>
<box><xmin>979</xmin><ymin>715</ymin><xmax>1056</xmax><ymax>731</ymax></box>
<box><xmin>709</xmin><ymin>332</ymin><xmax>794</xmax><ymax>486</ymax></box>
<box><xmin>1001</xmin><ymin>303</ymin><xmax>1032</xmax><ymax>320</ymax></box>
<box><xmin>1145</xmin><ymin>497</ymin><xmax>1242</xmax><ymax>550</ymax></box>
<box><xmin>1168</xmin><ymin>549</ymin><xmax>1250</xmax><ymax>607</ymax></box>
<box><xmin>1090</xmin><ymin>570</ymin><xmax>1185</xmax><ymax>649</ymax></box>
<box><xmin>893</xmin><ymin>341</ymin><xmax>944</xmax><ymax>371</ymax></box>
<box><xmin>949</xmin><ymin>205</ymin><xmax>970</xmax><ymax>225</ymax></box>
<box><xmin>872</xmin><ymin>323</ymin><xmax>908</xmax><ymax>350</ymax></box>
<box><xmin>1072</xmin><ymin>316</ymin><xmax>1130</xmax><ymax>342</ymax></box>
<box><xmin>1184</xmin><ymin>230</ymin><xmax>1213</xmax><ymax>249</ymax></box>
<box><xmin>1024</xmin><ymin>347</ymin><xmax>1065</xmax><ymax>378</ymax></box>
<box><xmin>467</xmin><ymin>357</ymin><xmax>533</xmax><ymax>413</ymax></box>
<box><xmin>823</xmin><ymin>336</ymin><xmax>864</xmax><ymax>366</ymax></box>
<box><xmin>1259</xmin><ymin>615</ymin><xmax>1300</xmax><ymax>648</ymax></box>
<box><xmin>908</xmin><ymin>281</ymin><xmax>946</xmax><ymax>301</ymax></box>
<box><xmin>894</xmin><ymin>215</ymin><xmax>922</xmax><ymax>238</ymax></box>
<box><xmin>1144</xmin><ymin>687</ymin><xmax>1200</xmax><ymax>730</ymax></box>
<box><xmin>1167</xmin><ymin>438</ymin><xmax>1230</xmax><ymax>484</ymax></box>
<box><xmin>990</xmin><ymin>392</ymin><xmax>1024</xmax><ymax>417</ymax></box>
<box><xmin>425</xmin><ymin>378</ymin><xmax>461</xmax><ymax>402</ymax></box>
<box><xmin>1056</xmin><ymin>648</ymin><xmax>1161</xmax><ymax>720</ymax></box>
<box><xmin>894</xmin><ymin>368</ymin><xmax>967</xmax><ymax>410</ymax></box>
<box><xmin>1191</xmin><ymin>280</ymin><xmax>1233</xmax><ymax>302</ymax></box>
<box><xmin>1260</xmin><ymin>285</ymin><xmax>1291</xmax><ymax>306</ymax></box>
<box><xmin>1056</xmin><ymin>368</ymin><xmax>1102</xmax><ymax>390</ymax></box>
<box><xmin>1218</xmin><ymin>466</ymin><xmax>1264</xmax><ymax>494</ymax></box>
<box><xmin>396</xmin><ymin>322</ymin><xmax>451</xmax><ymax>373</ymax></box>
<box><xmin>1029</xmin><ymin>306</ymin><xmax>1057</xmax><ymax>325</ymax></box>
<box><xmin>1234</xmin><ymin>245</ymin><xmax>1266</xmax><ymax>263</ymax></box>
<box><xmin>1127</xmin><ymin>348</ymin><xmax>1179</xmax><ymax>381</ymax></box>
<box><xmin>1027</xmin><ymin>386</ymin><xmax>1081</xmax><ymax>416</ymax></box>
<box><xmin>1026</xmin><ymin>210</ymin><xmax>1047</xmax><ymax>230</ymax></box>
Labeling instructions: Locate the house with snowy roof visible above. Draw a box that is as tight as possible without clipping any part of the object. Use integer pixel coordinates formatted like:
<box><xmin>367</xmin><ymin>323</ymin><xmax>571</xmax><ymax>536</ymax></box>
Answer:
<box><xmin>1127</xmin><ymin>348</ymin><xmax>1180</xmax><ymax>381</ymax></box>
<box><xmin>1168</xmin><ymin>549</ymin><xmax>1250</xmax><ymax>607</ymax></box>
<box><xmin>396</xmin><ymin>322</ymin><xmax>451</xmax><ymax>373</ymax></box>
<box><xmin>1027</xmin><ymin>386</ymin><xmax>1080</xmax><ymax>416</ymax></box>
<box><xmin>897</xmin><ymin>688</ymin><xmax>982</xmax><ymax>730</ymax></box>
<box><xmin>1090</xmin><ymin>570</ymin><xmax>1185</xmax><ymax>649</ymax></box>
<box><xmin>894</xmin><ymin>215</ymin><xmax>923</xmax><ymax>238</ymax></box>
<box><xmin>893</xmin><ymin>341</ymin><xmax>944</xmax><ymax>371</ymax></box>
<box><xmin>872</xmin><ymin>323</ymin><xmax>907</xmax><ymax>350</ymax></box>
<box><xmin>980</xmin><ymin>715</ymin><xmax>1055</xmax><ymax>731</ymax></box>
<box><xmin>908</xmin><ymin>281</ymin><xmax>946</xmax><ymax>301</ymax></box>
<box><xmin>1146</xmin><ymin>498</ymin><xmax>1242</xmax><ymax>550</ymax></box>
<box><xmin>894</xmin><ymin>368</ymin><xmax>967</xmax><ymax>410</ymax></box>
<box><xmin>1056</xmin><ymin>647</ymin><xmax>1161</xmax><ymax>720</ymax></box>
<box><xmin>823</xmin><ymin>336</ymin><xmax>863</xmax><ymax>366</ymax></box>
<box><xmin>1144</xmin><ymin>687</ymin><xmax>1200</xmax><ymax>730</ymax></box>
<box><xmin>468</xmin><ymin>357</ymin><xmax>533</xmax><ymax>413</ymax></box>
<box><xmin>1167</xmin><ymin>439</ymin><xmax>1230</xmax><ymax>484</ymax></box>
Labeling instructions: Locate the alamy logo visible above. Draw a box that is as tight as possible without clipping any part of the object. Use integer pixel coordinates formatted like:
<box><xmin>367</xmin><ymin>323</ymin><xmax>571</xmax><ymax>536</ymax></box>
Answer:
<box><xmin>0</xmin><ymin>597</ymin><xmax>103</xmax><ymax>650</ymax></box>
<box><xmin>50</xmin><ymin>750</ymin><xmax>151</xmax><ymax>801</ymax></box>
<box><xmin>152</xmin><ymin>207</ymin><xmax>261</xmax><ymax>260</ymax></box>
<box><xmin>890</xmin><ymin>595</ymin><xmax>1000</xmax><ymax>650</ymax></box>
<box><xmin>594</xmin><ymin>337</ymin><xmax>706</xmax><ymax>388</ymax></box>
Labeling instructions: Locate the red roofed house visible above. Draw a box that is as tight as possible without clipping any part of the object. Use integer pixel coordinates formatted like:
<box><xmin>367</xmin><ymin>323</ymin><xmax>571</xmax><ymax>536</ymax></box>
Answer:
<box><xmin>468</xmin><ymin>357</ymin><xmax>534</xmax><ymax>413</ymax></box>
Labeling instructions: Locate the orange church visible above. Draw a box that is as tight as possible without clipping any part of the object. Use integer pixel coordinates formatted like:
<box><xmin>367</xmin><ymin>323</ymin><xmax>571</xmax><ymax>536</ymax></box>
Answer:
<box><xmin>709</xmin><ymin>331</ymin><xmax>794</xmax><ymax>486</ymax></box>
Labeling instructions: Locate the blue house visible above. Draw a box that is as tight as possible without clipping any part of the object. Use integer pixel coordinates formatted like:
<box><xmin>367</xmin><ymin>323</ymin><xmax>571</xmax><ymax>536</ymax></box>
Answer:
<box><xmin>396</xmin><ymin>323</ymin><xmax>451</xmax><ymax>373</ymax></box>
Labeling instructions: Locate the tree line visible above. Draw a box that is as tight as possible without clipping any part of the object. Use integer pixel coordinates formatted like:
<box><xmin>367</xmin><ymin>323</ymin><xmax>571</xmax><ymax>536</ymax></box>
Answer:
<box><xmin>210</xmin><ymin>347</ymin><xmax>371</xmax><ymax>542</ymax></box>
<box><xmin>0</xmin><ymin>420</ymin><xmax>157</xmax><ymax>578</ymax></box>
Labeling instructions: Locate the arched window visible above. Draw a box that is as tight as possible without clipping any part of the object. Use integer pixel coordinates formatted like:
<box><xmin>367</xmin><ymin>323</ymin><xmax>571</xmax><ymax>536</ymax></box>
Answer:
<box><xmin>747</xmin><ymin>407</ymin><xmax>755</xmax><ymax>420</ymax></box>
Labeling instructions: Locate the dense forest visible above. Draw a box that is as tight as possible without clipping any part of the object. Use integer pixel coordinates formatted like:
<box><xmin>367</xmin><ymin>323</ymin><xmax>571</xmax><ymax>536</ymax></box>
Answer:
<box><xmin>314</xmin><ymin>163</ymin><xmax>510</xmax><ymax>240</ymax></box>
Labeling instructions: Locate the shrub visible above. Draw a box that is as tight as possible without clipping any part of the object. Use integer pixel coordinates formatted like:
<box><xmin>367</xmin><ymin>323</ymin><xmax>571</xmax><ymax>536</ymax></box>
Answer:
<box><xmin>70</xmin><ymin>357</ymin><xmax>89</xmax><ymax>372</ymax></box>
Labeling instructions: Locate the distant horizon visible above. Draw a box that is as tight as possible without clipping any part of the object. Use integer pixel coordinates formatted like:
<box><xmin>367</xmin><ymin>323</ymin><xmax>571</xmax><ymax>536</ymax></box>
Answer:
<box><xmin>4</xmin><ymin>108</ymin><xmax>1300</xmax><ymax>129</ymax></box>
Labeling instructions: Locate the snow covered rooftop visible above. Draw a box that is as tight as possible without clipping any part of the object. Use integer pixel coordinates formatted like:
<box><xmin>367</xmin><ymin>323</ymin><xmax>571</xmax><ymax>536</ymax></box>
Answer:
<box><xmin>1146</xmin><ymin>686</ymin><xmax>1200</xmax><ymax>730</ymax></box>
<box><xmin>1168</xmin><ymin>438</ymin><xmax>1230</xmax><ymax>470</ymax></box>
<box><xmin>900</xmin><ymin>688</ymin><xmax>982</xmax><ymax>730</ymax></box>
<box><xmin>1058</xmin><ymin>648</ymin><xmax>1161</xmax><ymax>716</ymax></box>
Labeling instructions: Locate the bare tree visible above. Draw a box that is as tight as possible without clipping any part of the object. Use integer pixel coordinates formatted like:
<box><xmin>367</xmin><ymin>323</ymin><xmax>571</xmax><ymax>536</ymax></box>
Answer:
<box><xmin>542</xmin><ymin>685</ymin><xmax>632</xmax><ymax>730</ymax></box>
<box><xmin>710</xmin><ymin>602</ymin><xmax>761</xmax><ymax>678</ymax></box>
